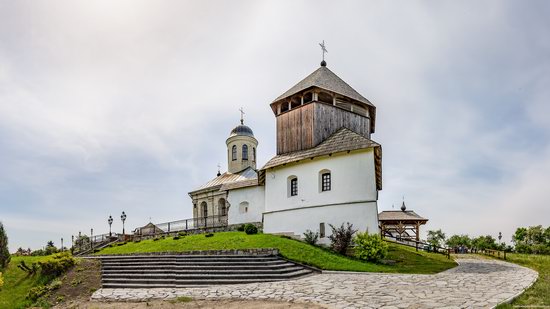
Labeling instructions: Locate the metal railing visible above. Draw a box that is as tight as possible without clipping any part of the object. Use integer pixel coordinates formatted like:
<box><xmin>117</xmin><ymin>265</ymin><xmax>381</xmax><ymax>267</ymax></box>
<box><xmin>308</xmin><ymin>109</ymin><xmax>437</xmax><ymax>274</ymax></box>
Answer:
<box><xmin>135</xmin><ymin>215</ymin><xmax>228</xmax><ymax>235</ymax></box>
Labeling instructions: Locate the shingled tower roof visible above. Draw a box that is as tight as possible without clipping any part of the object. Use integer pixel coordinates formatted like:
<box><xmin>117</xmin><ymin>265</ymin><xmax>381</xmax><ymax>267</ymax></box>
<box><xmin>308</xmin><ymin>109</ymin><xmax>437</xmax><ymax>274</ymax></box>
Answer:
<box><xmin>272</xmin><ymin>66</ymin><xmax>374</xmax><ymax>108</ymax></box>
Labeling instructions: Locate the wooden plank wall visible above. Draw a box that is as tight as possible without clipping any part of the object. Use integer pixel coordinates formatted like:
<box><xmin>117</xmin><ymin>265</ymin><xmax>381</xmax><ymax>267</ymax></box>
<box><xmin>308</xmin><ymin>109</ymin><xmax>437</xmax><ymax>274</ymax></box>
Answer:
<box><xmin>276</xmin><ymin>104</ymin><xmax>314</xmax><ymax>154</ymax></box>
<box><xmin>313</xmin><ymin>103</ymin><xmax>370</xmax><ymax>146</ymax></box>
<box><xmin>276</xmin><ymin>102</ymin><xmax>370</xmax><ymax>154</ymax></box>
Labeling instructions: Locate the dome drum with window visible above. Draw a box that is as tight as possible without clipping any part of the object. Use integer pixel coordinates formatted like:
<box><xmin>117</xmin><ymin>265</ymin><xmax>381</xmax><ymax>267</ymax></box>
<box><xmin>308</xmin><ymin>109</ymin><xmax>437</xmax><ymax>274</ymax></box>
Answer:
<box><xmin>226</xmin><ymin>122</ymin><xmax>258</xmax><ymax>173</ymax></box>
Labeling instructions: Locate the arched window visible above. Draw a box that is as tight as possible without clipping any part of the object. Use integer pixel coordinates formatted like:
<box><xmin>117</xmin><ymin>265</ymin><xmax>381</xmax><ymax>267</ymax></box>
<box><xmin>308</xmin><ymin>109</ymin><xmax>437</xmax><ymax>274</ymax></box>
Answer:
<box><xmin>242</xmin><ymin>144</ymin><xmax>248</xmax><ymax>161</ymax></box>
<box><xmin>200</xmin><ymin>201</ymin><xmax>208</xmax><ymax>218</ymax></box>
<box><xmin>288</xmin><ymin>176</ymin><xmax>298</xmax><ymax>197</ymax></box>
<box><xmin>232</xmin><ymin>145</ymin><xmax>237</xmax><ymax>161</ymax></box>
<box><xmin>253</xmin><ymin>147</ymin><xmax>256</xmax><ymax>162</ymax></box>
<box><xmin>218</xmin><ymin>198</ymin><xmax>227</xmax><ymax>216</ymax></box>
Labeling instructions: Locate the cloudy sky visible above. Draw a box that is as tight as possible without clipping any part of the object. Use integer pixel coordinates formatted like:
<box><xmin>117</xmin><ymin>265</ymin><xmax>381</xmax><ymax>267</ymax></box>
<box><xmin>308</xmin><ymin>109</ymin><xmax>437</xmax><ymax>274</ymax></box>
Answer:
<box><xmin>1</xmin><ymin>1</ymin><xmax>549</xmax><ymax>251</ymax></box>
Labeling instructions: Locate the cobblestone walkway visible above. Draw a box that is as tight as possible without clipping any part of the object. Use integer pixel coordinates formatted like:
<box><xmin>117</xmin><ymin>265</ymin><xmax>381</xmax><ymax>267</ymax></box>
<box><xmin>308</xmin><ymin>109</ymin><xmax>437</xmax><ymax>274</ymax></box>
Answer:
<box><xmin>91</xmin><ymin>258</ymin><xmax>538</xmax><ymax>308</ymax></box>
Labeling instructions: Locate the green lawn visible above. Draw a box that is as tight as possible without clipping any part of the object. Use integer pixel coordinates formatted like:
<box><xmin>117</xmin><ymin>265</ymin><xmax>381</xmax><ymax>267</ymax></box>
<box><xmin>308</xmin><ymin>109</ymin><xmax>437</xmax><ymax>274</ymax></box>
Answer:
<box><xmin>0</xmin><ymin>256</ymin><xmax>51</xmax><ymax>309</ymax></box>
<box><xmin>495</xmin><ymin>253</ymin><xmax>550</xmax><ymax>308</ymax></box>
<box><xmin>96</xmin><ymin>232</ymin><xmax>456</xmax><ymax>274</ymax></box>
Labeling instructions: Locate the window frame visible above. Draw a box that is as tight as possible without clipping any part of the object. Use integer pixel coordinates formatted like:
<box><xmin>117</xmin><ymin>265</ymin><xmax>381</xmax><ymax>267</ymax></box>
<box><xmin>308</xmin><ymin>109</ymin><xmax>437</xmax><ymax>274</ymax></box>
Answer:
<box><xmin>231</xmin><ymin>145</ymin><xmax>237</xmax><ymax>161</ymax></box>
<box><xmin>290</xmin><ymin>177</ymin><xmax>298</xmax><ymax>196</ymax></box>
<box><xmin>242</xmin><ymin>144</ymin><xmax>248</xmax><ymax>161</ymax></box>
<box><xmin>321</xmin><ymin>172</ymin><xmax>331</xmax><ymax>192</ymax></box>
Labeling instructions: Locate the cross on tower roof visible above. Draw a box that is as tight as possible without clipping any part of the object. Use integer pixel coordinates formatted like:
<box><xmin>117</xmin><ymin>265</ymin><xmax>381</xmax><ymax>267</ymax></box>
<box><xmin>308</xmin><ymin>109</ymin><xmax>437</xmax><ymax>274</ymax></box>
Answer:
<box><xmin>319</xmin><ymin>40</ymin><xmax>328</xmax><ymax>66</ymax></box>
<box><xmin>239</xmin><ymin>107</ymin><xmax>245</xmax><ymax>125</ymax></box>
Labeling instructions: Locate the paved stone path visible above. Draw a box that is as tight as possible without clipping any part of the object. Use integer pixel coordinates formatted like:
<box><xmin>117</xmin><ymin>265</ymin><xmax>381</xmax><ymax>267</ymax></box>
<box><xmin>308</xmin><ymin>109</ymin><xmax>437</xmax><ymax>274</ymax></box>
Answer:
<box><xmin>92</xmin><ymin>258</ymin><xmax>538</xmax><ymax>308</ymax></box>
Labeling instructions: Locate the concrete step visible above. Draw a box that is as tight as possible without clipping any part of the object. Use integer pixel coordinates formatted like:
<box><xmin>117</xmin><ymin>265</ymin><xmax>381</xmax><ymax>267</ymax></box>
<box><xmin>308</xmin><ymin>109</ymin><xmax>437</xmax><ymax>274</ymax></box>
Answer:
<box><xmin>102</xmin><ymin>266</ymin><xmax>305</xmax><ymax>276</ymax></box>
<box><xmin>102</xmin><ymin>260</ymin><xmax>289</xmax><ymax>267</ymax></box>
<box><xmin>102</xmin><ymin>269</ymin><xmax>312</xmax><ymax>283</ymax></box>
<box><xmin>101</xmin><ymin>278</ymin><xmax>293</xmax><ymax>288</ymax></box>
<box><xmin>99</xmin><ymin>253</ymin><xmax>317</xmax><ymax>288</ymax></box>
<box><xmin>102</xmin><ymin>263</ymin><xmax>297</xmax><ymax>271</ymax></box>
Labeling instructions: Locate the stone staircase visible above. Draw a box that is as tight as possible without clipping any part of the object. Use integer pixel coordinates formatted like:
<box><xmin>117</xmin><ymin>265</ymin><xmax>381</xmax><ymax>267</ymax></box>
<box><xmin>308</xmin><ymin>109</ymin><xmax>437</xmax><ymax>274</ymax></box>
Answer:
<box><xmin>99</xmin><ymin>254</ymin><xmax>317</xmax><ymax>288</ymax></box>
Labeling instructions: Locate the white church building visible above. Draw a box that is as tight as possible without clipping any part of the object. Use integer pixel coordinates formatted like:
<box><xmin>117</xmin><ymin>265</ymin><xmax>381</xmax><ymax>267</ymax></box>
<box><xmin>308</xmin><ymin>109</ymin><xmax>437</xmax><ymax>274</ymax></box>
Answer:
<box><xmin>188</xmin><ymin>60</ymin><xmax>382</xmax><ymax>243</ymax></box>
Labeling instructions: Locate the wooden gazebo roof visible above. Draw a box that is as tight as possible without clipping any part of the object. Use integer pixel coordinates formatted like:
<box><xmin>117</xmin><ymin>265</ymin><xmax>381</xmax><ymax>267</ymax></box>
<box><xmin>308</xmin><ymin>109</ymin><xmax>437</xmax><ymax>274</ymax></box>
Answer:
<box><xmin>378</xmin><ymin>210</ymin><xmax>428</xmax><ymax>224</ymax></box>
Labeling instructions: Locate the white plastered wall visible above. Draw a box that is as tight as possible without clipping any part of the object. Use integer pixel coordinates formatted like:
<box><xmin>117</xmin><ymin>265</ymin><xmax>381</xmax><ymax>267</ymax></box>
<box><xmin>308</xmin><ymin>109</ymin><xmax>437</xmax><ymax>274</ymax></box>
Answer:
<box><xmin>263</xmin><ymin>149</ymin><xmax>379</xmax><ymax>242</ymax></box>
<box><xmin>263</xmin><ymin>202</ymin><xmax>378</xmax><ymax>244</ymax></box>
<box><xmin>227</xmin><ymin>185</ymin><xmax>265</xmax><ymax>225</ymax></box>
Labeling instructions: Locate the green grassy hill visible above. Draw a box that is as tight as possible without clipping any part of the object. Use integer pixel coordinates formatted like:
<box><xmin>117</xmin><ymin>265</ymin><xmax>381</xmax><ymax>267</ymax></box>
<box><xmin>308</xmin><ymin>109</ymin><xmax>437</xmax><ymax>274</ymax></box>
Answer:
<box><xmin>0</xmin><ymin>256</ymin><xmax>51</xmax><ymax>309</ymax></box>
<box><xmin>96</xmin><ymin>232</ymin><xmax>456</xmax><ymax>274</ymax></box>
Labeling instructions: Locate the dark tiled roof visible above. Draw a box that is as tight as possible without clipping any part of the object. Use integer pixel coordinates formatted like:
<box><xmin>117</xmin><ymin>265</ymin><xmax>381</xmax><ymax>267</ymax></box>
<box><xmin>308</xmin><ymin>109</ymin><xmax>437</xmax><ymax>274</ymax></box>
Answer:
<box><xmin>259</xmin><ymin>128</ymin><xmax>382</xmax><ymax>190</ymax></box>
<box><xmin>189</xmin><ymin>167</ymin><xmax>257</xmax><ymax>195</ymax></box>
<box><xmin>273</xmin><ymin>66</ymin><xmax>374</xmax><ymax>107</ymax></box>
<box><xmin>378</xmin><ymin>210</ymin><xmax>428</xmax><ymax>222</ymax></box>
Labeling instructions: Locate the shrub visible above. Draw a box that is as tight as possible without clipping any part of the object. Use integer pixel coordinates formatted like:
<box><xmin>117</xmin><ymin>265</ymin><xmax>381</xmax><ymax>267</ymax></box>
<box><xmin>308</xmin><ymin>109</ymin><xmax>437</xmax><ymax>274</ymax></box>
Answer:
<box><xmin>328</xmin><ymin>223</ymin><xmax>357</xmax><ymax>255</ymax></box>
<box><xmin>38</xmin><ymin>252</ymin><xmax>76</xmax><ymax>277</ymax></box>
<box><xmin>31</xmin><ymin>249</ymin><xmax>46</xmax><ymax>256</ymax></box>
<box><xmin>0</xmin><ymin>272</ymin><xmax>3</xmax><ymax>289</ymax></box>
<box><xmin>303</xmin><ymin>230</ymin><xmax>319</xmax><ymax>245</ymax></box>
<box><xmin>133</xmin><ymin>239</ymin><xmax>141</xmax><ymax>243</ymax></box>
<box><xmin>153</xmin><ymin>237</ymin><xmax>160</xmax><ymax>241</ymax></box>
<box><xmin>237</xmin><ymin>224</ymin><xmax>246</xmax><ymax>232</ymax></box>
<box><xmin>173</xmin><ymin>236</ymin><xmax>180</xmax><ymax>240</ymax></box>
<box><xmin>27</xmin><ymin>285</ymin><xmax>49</xmax><ymax>301</ymax></box>
<box><xmin>244</xmin><ymin>224</ymin><xmax>258</xmax><ymax>235</ymax></box>
<box><xmin>205</xmin><ymin>233</ymin><xmax>214</xmax><ymax>237</ymax></box>
<box><xmin>178</xmin><ymin>232</ymin><xmax>187</xmax><ymax>237</ymax></box>
<box><xmin>27</xmin><ymin>279</ymin><xmax>61</xmax><ymax>301</ymax></box>
<box><xmin>353</xmin><ymin>232</ymin><xmax>388</xmax><ymax>262</ymax></box>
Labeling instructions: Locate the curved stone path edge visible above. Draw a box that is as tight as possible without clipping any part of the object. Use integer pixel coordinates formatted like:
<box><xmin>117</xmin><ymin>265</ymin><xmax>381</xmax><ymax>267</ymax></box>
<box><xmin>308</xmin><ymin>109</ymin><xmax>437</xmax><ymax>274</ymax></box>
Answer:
<box><xmin>91</xmin><ymin>258</ymin><xmax>538</xmax><ymax>309</ymax></box>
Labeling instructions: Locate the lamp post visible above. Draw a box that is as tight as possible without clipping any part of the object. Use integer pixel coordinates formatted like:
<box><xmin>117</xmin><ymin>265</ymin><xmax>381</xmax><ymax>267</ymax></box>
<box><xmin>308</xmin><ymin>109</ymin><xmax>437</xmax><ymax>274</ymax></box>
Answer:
<box><xmin>108</xmin><ymin>215</ymin><xmax>113</xmax><ymax>238</ymax></box>
<box><xmin>498</xmin><ymin>232</ymin><xmax>502</xmax><ymax>244</ymax></box>
<box><xmin>71</xmin><ymin>235</ymin><xmax>74</xmax><ymax>252</ymax></box>
<box><xmin>61</xmin><ymin>237</ymin><xmax>64</xmax><ymax>252</ymax></box>
<box><xmin>78</xmin><ymin>231</ymin><xmax>82</xmax><ymax>252</ymax></box>
<box><xmin>91</xmin><ymin>228</ymin><xmax>94</xmax><ymax>251</ymax></box>
<box><xmin>121</xmin><ymin>211</ymin><xmax>127</xmax><ymax>236</ymax></box>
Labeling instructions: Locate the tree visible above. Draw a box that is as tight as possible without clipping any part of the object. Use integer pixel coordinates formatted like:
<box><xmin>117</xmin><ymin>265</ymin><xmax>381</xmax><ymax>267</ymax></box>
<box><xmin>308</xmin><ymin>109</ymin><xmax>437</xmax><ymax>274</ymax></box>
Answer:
<box><xmin>446</xmin><ymin>234</ymin><xmax>471</xmax><ymax>248</ymax></box>
<box><xmin>472</xmin><ymin>235</ymin><xmax>497</xmax><ymax>251</ymax></box>
<box><xmin>0</xmin><ymin>222</ymin><xmax>10</xmax><ymax>269</ymax></box>
<box><xmin>513</xmin><ymin>227</ymin><xmax>528</xmax><ymax>244</ymax></box>
<box><xmin>427</xmin><ymin>229</ymin><xmax>446</xmax><ymax>249</ymax></box>
<box><xmin>45</xmin><ymin>240</ymin><xmax>58</xmax><ymax>255</ymax></box>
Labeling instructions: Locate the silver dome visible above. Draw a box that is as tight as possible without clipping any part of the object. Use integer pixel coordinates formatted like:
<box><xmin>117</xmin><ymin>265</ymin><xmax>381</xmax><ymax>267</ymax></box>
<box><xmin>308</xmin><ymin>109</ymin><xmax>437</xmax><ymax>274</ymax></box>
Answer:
<box><xmin>229</xmin><ymin>124</ymin><xmax>254</xmax><ymax>138</ymax></box>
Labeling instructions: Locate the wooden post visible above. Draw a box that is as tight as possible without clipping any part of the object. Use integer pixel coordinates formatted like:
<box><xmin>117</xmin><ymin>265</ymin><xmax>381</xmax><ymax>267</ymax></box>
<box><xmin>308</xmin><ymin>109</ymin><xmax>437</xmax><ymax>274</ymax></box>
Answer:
<box><xmin>415</xmin><ymin>222</ymin><xmax>420</xmax><ymax>252</ymax></box>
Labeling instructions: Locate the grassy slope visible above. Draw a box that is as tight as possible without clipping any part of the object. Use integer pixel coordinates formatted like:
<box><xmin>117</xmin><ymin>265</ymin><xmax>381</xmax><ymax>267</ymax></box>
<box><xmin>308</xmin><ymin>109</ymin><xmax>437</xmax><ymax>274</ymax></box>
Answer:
<box><xmin>96</xmin><ymin>232</ymin><xmax>456</xmax><ymax>274</ymax></box>
<box><xmin>496</xmin><ymin>253</ymin><xmax>550</xmax><ymax>308</ymax></box>
<box><xmin>0</xmin><ymin>256</ymin><xmax>51</xmax><ymax>309</ymax></box>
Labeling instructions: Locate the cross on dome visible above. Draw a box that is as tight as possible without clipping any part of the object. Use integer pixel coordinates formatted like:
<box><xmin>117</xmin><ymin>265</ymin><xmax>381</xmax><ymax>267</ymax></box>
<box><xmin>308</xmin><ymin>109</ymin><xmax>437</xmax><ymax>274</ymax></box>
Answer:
<box><xmin>319</xmin><ymin>40</ymin><xmax>328</xmax><ymax>66</ymax></box>
<box><xmin>239</xmin><ymin>107</ymin><xmax>245</xmax><ymax>124</ymax></box>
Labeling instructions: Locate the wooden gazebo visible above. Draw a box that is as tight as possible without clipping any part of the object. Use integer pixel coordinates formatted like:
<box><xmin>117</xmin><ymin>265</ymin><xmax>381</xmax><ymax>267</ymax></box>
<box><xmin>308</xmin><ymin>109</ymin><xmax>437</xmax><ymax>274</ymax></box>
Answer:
<box><xmin>378</xmin><ymin>201</ymin><xmax>428</xmax><ymax>242</ymax></box>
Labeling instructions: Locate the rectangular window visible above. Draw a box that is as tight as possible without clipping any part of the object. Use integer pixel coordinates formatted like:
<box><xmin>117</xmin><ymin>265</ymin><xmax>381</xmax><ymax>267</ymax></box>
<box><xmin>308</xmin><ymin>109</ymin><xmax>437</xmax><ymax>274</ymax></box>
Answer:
<box><xmin>320</xmin><ymin>222</ymin><xmax>325</xmax><ymax>238</ymax></box>
<box><xmin>321</xmin><ymin>173</ymin><xmax>331</xmax><ymax>191</ymax></box>
<box><xmin>290</xmin><ymin>178</ymin><xmax>298</xmax><ymax>196</ymax></box>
